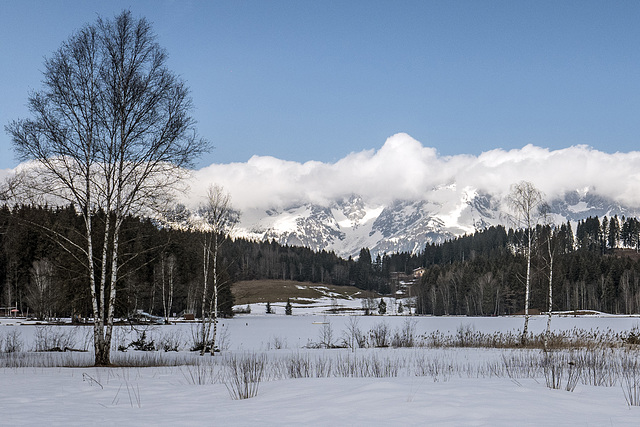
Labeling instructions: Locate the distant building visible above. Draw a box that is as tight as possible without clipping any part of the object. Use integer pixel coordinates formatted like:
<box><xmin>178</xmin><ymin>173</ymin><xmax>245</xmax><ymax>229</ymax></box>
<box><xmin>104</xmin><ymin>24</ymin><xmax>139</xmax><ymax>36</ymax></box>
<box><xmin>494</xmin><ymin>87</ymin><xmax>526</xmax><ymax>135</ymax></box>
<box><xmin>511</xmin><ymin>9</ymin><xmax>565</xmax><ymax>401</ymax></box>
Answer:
<box><xmin>413</xmin><ymin>267</ymin><xmax>426</xmax><ymax>279</ymax></box>
<box><xmin>0</xmin><ymin>307</ymin><xmax>20</xmax><ymax>317</ymax></box>
<box><xmin>390</xmin><ymin>268</ymin><xmax>425</xmax><ymax>299</ymax></box>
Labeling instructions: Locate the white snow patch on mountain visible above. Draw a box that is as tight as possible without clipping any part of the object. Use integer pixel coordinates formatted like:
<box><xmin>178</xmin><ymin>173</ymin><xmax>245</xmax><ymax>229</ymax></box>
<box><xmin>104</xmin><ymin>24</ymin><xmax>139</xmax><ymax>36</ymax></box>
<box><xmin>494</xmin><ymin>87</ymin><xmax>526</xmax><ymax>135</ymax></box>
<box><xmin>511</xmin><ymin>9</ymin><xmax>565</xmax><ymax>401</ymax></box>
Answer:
<box><xmin>568</xmin><ymin>201</ymin><xmax>589</xmax><ymax>213</ymax></box>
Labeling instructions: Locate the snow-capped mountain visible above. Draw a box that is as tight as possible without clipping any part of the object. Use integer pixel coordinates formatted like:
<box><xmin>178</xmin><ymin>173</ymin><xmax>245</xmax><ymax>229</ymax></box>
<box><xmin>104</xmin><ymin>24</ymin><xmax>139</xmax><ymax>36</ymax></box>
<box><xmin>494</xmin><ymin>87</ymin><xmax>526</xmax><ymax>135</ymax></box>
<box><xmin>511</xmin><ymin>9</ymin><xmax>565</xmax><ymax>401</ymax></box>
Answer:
<box><xmin>170</xmin><ymin>135</ymin><xmax>640</xmax><ymax>257</ymax></box>
<box><xmin>234</xmin><ymin>187</ymin><xmax>635</xmax><ymax>259</ymax></box>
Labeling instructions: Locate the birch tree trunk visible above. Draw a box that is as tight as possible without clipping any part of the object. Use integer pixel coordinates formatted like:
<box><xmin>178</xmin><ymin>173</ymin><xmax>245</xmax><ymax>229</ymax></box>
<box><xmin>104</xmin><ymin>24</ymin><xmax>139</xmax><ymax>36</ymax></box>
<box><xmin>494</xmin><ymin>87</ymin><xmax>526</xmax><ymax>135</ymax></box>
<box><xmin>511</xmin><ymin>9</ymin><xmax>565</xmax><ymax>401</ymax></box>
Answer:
<box><xmin>200</xmin><ymin>235</ymin><xmax>212</xmax><ymax>356</ymax></box>
<box><xmin>161</xmin><ymin>257</ymin><xmax>167</xmax><ymax>323</ymax></box>
<box><xmin>522</xmin><ymin>228</ymin><xmax>532</xmax><ymax>342</ymax></box>
<box><xmin>210</xmin><ymin>233</ymin><xmax>219</xmax><ymax>356</ymax></box>
<box><xmin>545</xmin><ymin>231</ymin><xmax>554</xmax><ymax>348</ymax></box>
<box><xmin>195</xmin><ymin>184</ymin><xmax>238</xmax><ymax>356</ymax></box>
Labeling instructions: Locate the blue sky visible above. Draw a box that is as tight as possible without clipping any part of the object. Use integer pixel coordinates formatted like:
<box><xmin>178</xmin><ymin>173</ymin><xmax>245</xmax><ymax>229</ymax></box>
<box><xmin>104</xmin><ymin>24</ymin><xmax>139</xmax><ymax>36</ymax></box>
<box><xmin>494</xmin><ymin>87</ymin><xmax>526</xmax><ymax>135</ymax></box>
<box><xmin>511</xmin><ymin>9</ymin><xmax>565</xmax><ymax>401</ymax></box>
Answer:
<box><xmin>1</xmin><ymin>0</ymin><xmax>639</xmax><ymax>170</ymax></box>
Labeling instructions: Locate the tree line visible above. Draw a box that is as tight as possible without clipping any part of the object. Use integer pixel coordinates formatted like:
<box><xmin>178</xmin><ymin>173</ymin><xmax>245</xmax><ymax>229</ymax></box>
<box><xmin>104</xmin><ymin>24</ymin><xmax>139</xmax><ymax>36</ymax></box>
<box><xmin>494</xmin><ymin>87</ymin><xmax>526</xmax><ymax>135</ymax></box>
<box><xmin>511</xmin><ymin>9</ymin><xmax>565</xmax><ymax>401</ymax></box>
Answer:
<box><xmin>6</xmin><ymin>202</ymin><xmax>640</xmax><ymax>318</ymax></box>
<box><xmin>413</xmin><ymin>215</ymin><xmax>640</xmax><ymax>317</ymax></box>
<box><xmin>0</xmin><ymin>204</ymin><xmax>400</xmax><ymax>320</ymax></box>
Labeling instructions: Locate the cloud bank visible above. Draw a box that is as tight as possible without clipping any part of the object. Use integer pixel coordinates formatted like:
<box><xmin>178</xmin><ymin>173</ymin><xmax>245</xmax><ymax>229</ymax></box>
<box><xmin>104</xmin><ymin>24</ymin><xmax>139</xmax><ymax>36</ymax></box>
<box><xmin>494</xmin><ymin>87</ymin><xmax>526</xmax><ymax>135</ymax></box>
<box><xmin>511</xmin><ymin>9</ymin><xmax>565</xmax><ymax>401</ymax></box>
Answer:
<box><xmin>187</xmin><ymin>133</ymin><xmax>640</xmax><ymax>211</ymax></box>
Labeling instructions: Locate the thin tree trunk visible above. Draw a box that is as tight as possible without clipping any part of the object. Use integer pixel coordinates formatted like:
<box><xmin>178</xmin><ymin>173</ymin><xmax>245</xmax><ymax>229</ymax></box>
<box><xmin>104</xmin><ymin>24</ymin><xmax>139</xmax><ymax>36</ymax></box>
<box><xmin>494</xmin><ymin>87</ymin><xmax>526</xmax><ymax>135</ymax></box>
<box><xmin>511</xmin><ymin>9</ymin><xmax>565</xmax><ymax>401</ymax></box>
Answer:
<box><xmin>167</xmin><ymin>256</ymin><xmax>174</xmax><ymax>323</ymax></box>
<box><xmin>210</xmin><ymin>234</ymin><xmax>219</xmax><ymax>355</ymax></box>
<box><xmin>103</xmin><ymin>218</ymin><xmax>122</xmax><ymax>367</ymax></box>
<box><xmin>522</xmin><ymin>230</ymin><xmax>532</xmax><ymax>345</ymax></box>
<box><xmin>161</xmin><ymin>256</ymin><xmax>167</xmax><ymax>323</ymax></box>
<box><xmin>200</xmin><ymin>235</ymin><xmax>212</xmax><ymax>355</ymax></box>
<box><xmin>545</xmin><ymin>236</ymin><xmax>554</xmax><ymax>348</ymax></box>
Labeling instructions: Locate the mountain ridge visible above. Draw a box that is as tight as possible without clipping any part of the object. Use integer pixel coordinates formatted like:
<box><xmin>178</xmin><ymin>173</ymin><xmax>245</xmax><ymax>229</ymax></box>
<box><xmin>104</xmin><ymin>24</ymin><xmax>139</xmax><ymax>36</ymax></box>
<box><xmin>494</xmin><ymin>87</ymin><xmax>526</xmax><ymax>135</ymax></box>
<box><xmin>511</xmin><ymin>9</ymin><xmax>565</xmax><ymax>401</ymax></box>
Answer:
<box><xmin>234</xmin><ymin>188</ymin><xmax>638</xmax><ymax>258</ymax></box>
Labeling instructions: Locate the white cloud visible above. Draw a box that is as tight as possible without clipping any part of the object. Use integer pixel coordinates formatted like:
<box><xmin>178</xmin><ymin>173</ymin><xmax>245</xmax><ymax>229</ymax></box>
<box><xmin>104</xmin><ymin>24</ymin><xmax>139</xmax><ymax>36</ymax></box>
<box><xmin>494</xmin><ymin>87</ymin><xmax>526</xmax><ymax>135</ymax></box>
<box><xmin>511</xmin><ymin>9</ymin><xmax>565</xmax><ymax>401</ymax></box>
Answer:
<box><xmin>185</xmin><ymin>133</ymin><xmax>640</xmax><ymax>212</ymax></box>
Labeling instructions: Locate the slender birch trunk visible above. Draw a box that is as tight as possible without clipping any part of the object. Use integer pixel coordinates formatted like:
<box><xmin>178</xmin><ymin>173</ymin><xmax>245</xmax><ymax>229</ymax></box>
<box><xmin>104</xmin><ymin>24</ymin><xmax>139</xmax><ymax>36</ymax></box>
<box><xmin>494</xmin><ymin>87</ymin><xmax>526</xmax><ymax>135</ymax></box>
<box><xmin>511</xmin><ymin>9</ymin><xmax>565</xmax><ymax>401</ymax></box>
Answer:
<box><xmin>167</xmin><ymin>256</ymin><xmax>174</xmax><ymax>323</ymax></box>
<box><xmin>545</xmin><ymin>233</ymin><xmax>554</xmax><ymax>348</ymax></box>
<box><xmin>522</xmin><ymin>229</ymin><xmax>532</xmax><ymax>344</ymax></box>
<box><xmin>210</xmin><ymin>233</ymin><xmax>219</xmax><ymax>356</ymax></box>
<box><xmin>161</xmin><ymin>256</ymin><xmax>167</xmax><ymax>323</ymax></box>
<box><xmin>200</xmin><ymin>235</ymin><xmax>212</xmax><ymax>355</ymax></box>
<box><xmin>103</xmin><ymin>219</ymin><xmax>121</xmax><ymax>366</ymax></box>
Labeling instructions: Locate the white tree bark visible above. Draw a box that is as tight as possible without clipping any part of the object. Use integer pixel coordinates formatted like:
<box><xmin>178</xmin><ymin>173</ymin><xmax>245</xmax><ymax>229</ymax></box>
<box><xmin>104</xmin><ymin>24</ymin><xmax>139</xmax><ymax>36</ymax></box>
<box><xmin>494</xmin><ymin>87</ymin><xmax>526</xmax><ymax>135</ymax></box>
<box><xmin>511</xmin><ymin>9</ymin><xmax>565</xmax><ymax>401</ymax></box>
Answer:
<box><xmin>6</xmin><ymin>11</ymin><xmax>207</xmax><ymax>365</ymax></box>
<box><xmin>507</xmin><ymin>181</ymin><xmax>544</xmax><ymax>345</ymax></box>
<box><xmin>195</xmin><ymin>184</ymin><xmax>238</xmax><ymax>356</ymax></box>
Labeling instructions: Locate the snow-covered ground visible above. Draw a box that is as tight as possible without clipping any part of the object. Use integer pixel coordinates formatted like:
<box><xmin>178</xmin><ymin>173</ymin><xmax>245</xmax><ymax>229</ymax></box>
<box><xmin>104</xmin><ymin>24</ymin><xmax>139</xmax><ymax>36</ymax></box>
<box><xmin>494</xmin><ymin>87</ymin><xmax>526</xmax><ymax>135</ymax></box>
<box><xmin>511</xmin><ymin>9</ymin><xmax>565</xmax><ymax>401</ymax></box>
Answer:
<box><xmin>2</xmin><ymin>369</ymin><xmax>637</xmax><ymax>426</ymax></box>
<box><xmin>2</xmin><ymin>314</ymin><xmax>640</xmax><ymax>425</ymax></box>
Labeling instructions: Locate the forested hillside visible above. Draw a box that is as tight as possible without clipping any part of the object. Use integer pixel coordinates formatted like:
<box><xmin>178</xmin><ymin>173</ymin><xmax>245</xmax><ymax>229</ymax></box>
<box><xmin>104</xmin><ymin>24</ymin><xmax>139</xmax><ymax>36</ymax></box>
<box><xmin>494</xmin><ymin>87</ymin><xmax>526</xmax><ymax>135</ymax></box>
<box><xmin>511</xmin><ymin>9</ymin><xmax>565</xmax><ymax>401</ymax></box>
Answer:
<box><xmin>414</xmin><ymin>216</ymin><xmax>640</xmax><ymax>316</ymax></box>
<box><xmin>3</xmin><ymin>204</ymin><xmax>640</xmax><ymax>319</ymax></box>
<box><xmin>0</xmin><ymin>205</ymin><xmax>384</xmax><ymax>319</ymax></box>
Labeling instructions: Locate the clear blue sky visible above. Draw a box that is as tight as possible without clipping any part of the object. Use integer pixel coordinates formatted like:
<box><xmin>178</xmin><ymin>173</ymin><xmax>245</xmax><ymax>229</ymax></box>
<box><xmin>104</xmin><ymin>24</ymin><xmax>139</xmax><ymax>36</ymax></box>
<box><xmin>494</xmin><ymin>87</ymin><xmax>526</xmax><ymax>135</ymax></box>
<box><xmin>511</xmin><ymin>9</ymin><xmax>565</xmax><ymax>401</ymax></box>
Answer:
<box><xmin>1</xmin><ymin>0</ymin><xmax>639</xmax><ymax>169</ymax></box>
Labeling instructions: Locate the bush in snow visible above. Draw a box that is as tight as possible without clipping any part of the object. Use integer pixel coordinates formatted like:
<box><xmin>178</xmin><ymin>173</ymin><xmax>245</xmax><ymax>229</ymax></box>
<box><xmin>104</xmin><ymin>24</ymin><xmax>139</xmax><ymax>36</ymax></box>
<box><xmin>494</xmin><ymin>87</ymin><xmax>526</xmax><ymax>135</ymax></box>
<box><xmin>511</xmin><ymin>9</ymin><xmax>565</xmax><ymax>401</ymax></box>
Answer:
<box><xmin>369</xmin><ymin>321</ymin><xmax>391</xmax><ymax>348</ymax></box>
<box><xmin>33</xmin><ymin>326</ymin><xmax>77</xmax><ymax>352</ymax></box>
<box><xmin>392</xmin><ymin>318</ymin><xmax>417</xmax><ymax>348</ymax></box>
<box><xmin>1</xmin><ymin>330</ymin><xmax>23</xmax><ymax>353</ymax></box>
<box><xmin>620</xmin><ymin>350</ymin><xmax>640</xmax><ymax>406</ymax></box>
<box><xmin>224</xmin><ymin>352</ymin><xmax>266</xmax><ymax>400</ymax></box>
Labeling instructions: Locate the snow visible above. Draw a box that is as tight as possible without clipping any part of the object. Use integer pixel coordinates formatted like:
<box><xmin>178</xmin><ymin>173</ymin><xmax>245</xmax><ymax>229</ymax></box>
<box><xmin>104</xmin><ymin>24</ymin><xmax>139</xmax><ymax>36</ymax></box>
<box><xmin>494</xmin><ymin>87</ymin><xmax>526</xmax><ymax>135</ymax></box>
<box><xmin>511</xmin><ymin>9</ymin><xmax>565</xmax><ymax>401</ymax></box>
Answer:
<box><xmin>568</xmin><ymin>201</ymin><xmax>590</xmax><ymax>213</ymax></box>
<box><xmin>2</xmin><ymin>315</ymin><xmax>640</xmax><ymax>425</ymax></box>
<box><xmin>1</xmin><ymin>370</ymin><xmax>637</xmax><ymax>426</ymax></box>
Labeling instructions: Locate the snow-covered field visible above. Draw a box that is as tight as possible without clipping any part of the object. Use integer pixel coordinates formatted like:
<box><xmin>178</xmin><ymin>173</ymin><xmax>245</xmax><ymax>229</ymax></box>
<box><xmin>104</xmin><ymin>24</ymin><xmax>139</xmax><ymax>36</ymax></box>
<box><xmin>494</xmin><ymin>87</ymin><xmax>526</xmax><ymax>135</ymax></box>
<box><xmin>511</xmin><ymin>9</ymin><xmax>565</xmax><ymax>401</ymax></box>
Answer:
<box><xmin>2</xmin><ymin>314</ymin><xmax>640</xmax><ymax>426</ymax></box>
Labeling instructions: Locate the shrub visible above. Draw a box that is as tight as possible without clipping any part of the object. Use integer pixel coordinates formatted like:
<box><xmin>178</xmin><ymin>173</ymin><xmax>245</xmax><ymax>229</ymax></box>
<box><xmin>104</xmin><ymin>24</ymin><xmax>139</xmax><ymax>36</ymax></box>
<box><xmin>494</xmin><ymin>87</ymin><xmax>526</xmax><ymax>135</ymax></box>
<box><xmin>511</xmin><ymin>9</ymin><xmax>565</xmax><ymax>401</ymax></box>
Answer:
<box><xmin>158</xmin><ymin>330</ymin><xmax>182</xmax><ymax>352</ymax></box>
<box><xmin>224</xmin><ymin>353</ymin><xmax>266</xmax><ymax>400</ymax></box>
<box><xmin>33</xmin><ymin>326</ymin><xmax>76</xmax><ymax>352</ymax></box>
<box><xmin>181</xmin><ymin>360</ymin><xmax>220</xmax><ymax>385</ymax></box>
<box><xmin>234</xmin><ymin>305</ymin><xmax>251</xmax><ymax>315</ymax></box>
<box><xmin>369</xmin><ymin>321</ymin><xmax>391</xmax><ymax>348</ymax></box>
<box><xmin>391</xmin><ymin>318</ymin><xmax>417</xmax><ymax>348</ymax></box>
<box><xmin>127</xmin><ymin>330</ymin><xmax>156</xmax><ymax>351</ymax></box>
<box><xmin>620</xmin><ymin>351</ymin><xmax>640</xmax><ymax>406</ymax></box>
<box><xmin>341</xmin><ymin>316</ymin><xmax>366</xmax><ymax>350</ymax></box>
<box><xmin>1</xmin><ymin>330</ymin><xmax>23</xmax><ymax>353</ymax></box>
<box><xmin>319</xmin><ymin>320</ymin><xmax>335</xmax><ymax>349</ymax></box>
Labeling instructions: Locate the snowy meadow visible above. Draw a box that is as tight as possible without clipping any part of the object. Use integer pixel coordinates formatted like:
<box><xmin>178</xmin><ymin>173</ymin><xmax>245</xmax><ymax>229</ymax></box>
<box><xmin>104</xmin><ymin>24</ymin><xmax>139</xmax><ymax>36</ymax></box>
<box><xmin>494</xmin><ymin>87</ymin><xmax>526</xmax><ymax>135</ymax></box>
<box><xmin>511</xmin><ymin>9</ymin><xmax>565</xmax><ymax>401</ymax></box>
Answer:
<box><xmin>2</xmin><ymin>313</ymin><xmax>640</xmax><ymax>426</ymax></box>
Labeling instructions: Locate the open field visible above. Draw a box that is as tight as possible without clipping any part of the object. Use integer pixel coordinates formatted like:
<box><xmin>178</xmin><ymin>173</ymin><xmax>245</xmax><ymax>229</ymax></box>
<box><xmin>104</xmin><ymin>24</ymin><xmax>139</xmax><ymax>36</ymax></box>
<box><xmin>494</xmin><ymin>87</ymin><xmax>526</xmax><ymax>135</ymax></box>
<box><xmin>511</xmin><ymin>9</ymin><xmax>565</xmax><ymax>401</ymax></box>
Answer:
<box><xmin>2</xmin><ymin>314</ymin><xmax>640</xmax><ymax>425</ymax></box>
<box><xmin>232</xmin><ymin>279</ymin><xmax>380</xmax><ymax>305</ymax></box>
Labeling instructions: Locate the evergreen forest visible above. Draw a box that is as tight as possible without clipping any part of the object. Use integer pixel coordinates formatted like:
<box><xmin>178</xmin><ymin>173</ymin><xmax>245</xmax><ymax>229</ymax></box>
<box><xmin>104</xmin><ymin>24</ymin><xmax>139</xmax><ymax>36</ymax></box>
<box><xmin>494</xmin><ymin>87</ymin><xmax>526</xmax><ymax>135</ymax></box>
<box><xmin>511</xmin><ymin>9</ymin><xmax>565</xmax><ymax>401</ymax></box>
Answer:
<box><xmin>3</xmin><ymin>204</ymin><xmax>640</xmax><ymax>320</ymax></box>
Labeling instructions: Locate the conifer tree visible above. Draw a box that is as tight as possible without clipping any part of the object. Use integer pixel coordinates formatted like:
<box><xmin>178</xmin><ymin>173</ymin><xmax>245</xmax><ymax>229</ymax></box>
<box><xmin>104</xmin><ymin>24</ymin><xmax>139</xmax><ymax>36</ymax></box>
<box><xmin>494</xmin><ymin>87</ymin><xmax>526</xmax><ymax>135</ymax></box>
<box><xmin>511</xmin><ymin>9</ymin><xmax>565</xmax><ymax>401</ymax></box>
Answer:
<box><xmin>378</xmin><ymin>298</ymin><xmax>387</xmax><ymax>315</ymax></box>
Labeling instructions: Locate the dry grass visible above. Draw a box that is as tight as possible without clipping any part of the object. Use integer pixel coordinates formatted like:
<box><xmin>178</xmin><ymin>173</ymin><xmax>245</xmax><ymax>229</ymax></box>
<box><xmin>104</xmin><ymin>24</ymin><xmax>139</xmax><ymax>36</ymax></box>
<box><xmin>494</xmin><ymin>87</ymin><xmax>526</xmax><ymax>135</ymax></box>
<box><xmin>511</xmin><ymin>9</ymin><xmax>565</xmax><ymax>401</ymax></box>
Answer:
<box><xmin>232</xmin><ymin>280</ymin><xmax>379</xmax><ymax>305</ymax></box>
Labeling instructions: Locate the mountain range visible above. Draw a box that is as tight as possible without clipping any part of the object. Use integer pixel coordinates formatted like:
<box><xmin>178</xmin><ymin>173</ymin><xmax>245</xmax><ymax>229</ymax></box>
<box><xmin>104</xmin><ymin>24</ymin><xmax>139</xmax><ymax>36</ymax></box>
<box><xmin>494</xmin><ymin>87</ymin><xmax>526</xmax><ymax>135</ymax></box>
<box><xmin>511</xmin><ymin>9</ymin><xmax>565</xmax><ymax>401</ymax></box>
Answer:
<box><xmin>5</xmin><ymin>133</ymin><xmax>640</xmax><ymax>258</ymax></box>
<box><xmin>180</xmin><ymin>134</ymin><xmax>640</xmax><ymax>258</ymax></box>
<box><xmin>234</xmin><ymin>187</ymin><xmax>637</xmax><ymax>258</ymax></box>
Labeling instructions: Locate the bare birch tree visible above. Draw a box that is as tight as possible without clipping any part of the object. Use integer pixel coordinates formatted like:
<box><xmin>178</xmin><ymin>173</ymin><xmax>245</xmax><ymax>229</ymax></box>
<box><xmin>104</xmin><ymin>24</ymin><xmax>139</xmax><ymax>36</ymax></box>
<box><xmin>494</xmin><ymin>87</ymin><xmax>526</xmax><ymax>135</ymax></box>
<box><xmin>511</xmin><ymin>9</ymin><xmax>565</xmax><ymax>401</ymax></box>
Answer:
<box><xmin>158</xmin><ymin>253</ymin><xmax>177</xmax><ymax>324</ymax></box>
<box><xmin>196</xmin><ymin>184</ymin><xmax>238</xmax><ymax>355</ymax></box>
<box><xmin>507</xmin><ymin>181</ymin><xmax>544</xmax><ymax>344</ymax></box>
<box><xmin>539</xmin><ymin>203</ymin><xmax>557</xmax><ymax>347</ymax></box>
<box><xmin>544</xmin><ymin>228</ymin><xmax>555</xmax><ymax>346</ymax></box>
<box><xmin>26</xmin><ymin>259</ymin><xmax>56</xmax><ymax>321</ymax></box>
<box><xmin>5</xmin><ymin>11</ymin><xmax>207</xmax><ymax>365</ymax></box>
